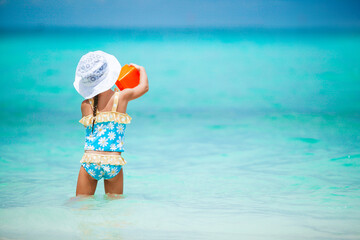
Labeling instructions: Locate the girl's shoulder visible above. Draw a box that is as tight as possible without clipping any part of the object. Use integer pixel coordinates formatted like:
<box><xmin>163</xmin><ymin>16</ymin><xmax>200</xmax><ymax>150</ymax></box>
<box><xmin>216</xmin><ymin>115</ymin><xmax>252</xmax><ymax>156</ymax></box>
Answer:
<box><xmin>81</xmin><ymin>99</ymin><xmax>93</xmax><ymax>117</ymax></box>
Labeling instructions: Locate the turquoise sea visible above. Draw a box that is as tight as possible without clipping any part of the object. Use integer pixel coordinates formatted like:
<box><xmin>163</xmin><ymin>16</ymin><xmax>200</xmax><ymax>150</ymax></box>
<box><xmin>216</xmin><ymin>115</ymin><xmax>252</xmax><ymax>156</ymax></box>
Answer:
<box><xmin>0</xmin><ymin>28</ymin><xmax>360</xmax><ymax>239</ymax></box>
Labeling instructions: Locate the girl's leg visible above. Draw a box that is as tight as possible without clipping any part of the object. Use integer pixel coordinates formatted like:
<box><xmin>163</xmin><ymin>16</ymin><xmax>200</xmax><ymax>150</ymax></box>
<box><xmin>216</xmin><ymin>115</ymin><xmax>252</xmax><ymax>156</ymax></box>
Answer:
<box><xmin>76</xmin><ymin>165</ymin><xmax>98</xmax><ymax>196</ymax></box>
<box><xmin>104</xmin><ymin>168</ymin><xmax>123</xmax><ymax>194</ymax></box>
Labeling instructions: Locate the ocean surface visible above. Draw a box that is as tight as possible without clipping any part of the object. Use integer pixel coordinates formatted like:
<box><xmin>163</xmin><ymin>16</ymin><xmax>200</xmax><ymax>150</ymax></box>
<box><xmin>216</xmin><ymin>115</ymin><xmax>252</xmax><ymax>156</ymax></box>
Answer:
<box><xmin>0</xmin><ymin>28</ymin><xmax>360</xmax><ymax>239</ymax></box>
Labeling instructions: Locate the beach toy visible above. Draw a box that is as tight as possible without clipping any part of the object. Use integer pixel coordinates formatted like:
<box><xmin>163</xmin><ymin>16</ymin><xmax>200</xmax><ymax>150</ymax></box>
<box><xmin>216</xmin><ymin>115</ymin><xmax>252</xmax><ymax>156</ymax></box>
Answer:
<box><xmin>115</xmin><ymin>64</ymin><xmax>140</xmax><ymax>91</ymax></box>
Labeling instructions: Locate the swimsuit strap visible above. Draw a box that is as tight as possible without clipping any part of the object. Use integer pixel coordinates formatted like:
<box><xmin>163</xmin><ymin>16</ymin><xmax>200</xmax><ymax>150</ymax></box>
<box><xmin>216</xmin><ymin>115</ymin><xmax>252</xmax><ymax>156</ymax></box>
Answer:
<box><xmin>111</xmin><ymin>92</ymin><xmax>120</xmax><ymax>112</ymax></box>
<box><xmin>89</xmin><ymin>92</ymin><xmax>119</xmax><ymax>114</ymax></box>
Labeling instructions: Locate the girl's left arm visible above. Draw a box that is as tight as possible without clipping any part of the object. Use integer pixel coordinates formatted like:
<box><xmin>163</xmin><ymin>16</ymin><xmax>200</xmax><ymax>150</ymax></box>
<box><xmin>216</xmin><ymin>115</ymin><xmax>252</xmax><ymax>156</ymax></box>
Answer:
<box><xmin>81</xmin><ymin>100</ymin><xmax>92</xmax><ymax>117</ymax></box>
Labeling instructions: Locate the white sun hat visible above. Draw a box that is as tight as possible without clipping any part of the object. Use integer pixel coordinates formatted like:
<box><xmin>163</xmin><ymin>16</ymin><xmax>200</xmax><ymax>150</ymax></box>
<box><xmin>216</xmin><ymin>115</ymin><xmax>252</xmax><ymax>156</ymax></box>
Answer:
<box><xmin>74</xmin><ymin>50</ymin><xmax>121</xmax><ymax>99</ymax></box>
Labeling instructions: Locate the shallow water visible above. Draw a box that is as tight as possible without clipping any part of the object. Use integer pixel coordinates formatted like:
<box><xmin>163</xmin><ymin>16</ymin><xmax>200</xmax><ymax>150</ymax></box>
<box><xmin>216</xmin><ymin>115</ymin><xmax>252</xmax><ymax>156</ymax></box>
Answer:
<box><xmin>0</xmin><ymin>28</ymin><xmax>360</xmax><ymax>239</ymax></box>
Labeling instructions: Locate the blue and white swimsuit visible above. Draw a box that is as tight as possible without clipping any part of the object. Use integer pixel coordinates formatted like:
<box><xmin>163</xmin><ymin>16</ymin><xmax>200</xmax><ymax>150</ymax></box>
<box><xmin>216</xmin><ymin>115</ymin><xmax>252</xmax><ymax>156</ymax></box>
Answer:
<box><xmin>79</xmin><ymin>91</ymin><xmax>131</xmax><ymax>180</ymax></box>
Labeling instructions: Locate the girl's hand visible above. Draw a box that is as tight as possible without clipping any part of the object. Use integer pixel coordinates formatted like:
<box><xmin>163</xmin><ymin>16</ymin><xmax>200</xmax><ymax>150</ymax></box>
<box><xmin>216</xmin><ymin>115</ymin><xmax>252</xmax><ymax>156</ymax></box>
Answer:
<box><xmin>129</xmin><ymin>63</ymin><xmax>144</xmax><ymax>72</ymax></box>
<box><xmin>121</xmin><ymin>63</ymin><xmax>149</xmax><ymax>101</ymax></box>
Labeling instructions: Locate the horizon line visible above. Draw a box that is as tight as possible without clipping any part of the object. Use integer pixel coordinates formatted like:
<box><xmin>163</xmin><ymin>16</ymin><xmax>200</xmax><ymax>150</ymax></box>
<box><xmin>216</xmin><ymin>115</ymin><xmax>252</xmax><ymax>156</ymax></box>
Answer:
<box><xmin>1</xmin><ymin>24</ymin><xmax>360</xmax><ymax>32</ymax></box>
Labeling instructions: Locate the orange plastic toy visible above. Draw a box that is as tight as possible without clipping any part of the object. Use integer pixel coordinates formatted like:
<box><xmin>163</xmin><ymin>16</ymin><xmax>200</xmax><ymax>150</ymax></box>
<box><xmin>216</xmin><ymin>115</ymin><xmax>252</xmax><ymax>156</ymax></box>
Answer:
<box><xmin>115</xmin><ymin>64</ymin><xmax>140</xmax><ymax>91</ymax></box>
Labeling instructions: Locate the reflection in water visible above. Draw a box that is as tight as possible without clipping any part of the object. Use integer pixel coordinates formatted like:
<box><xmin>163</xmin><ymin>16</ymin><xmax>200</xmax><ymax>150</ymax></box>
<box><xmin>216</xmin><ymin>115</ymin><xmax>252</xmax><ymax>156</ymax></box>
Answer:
<box><xmin>104</xmin><ymin>193</ymin><xmax>125</xmax><ymax>200</ymax></box>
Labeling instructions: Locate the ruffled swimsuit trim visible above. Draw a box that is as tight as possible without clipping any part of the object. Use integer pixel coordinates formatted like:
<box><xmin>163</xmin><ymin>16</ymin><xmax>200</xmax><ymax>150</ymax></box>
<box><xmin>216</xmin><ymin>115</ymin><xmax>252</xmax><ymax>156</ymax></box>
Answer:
<box><xmin>79</xmin><ymin>92</ymin><xmax>132</xmax><ymax>127</ymax></box>
<box><xmin>79</xmin><ymin>112</ymin><xmax>132</xmax><ymax>127</ymax></box>
<box><xmin>80</xmin><ymin>152</ymin><xmax>127</xmax><ymax>165</ymax></box>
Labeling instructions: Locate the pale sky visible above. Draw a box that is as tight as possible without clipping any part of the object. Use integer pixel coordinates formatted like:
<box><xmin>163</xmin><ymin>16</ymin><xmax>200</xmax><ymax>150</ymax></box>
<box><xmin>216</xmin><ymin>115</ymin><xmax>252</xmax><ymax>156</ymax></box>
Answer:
<box><xmin>0</xmin><ymin>0</ymin><xmax>359</xmax><ymax>28</ymax></box>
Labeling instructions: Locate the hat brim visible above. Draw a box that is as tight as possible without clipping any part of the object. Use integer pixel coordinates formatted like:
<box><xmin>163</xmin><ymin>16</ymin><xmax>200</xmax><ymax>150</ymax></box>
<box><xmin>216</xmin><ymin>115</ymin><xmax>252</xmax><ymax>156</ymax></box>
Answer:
<box><xmin>74</xmin><ymin>51</ymin><xmax>121</xmax><ymax>99</ymax></box>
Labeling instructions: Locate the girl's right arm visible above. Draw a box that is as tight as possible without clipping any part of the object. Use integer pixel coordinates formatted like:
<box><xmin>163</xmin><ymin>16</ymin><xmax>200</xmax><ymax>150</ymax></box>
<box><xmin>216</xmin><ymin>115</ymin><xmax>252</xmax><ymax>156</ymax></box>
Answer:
<box><xmin>120</xmin><ymin>63</ymin><xmax>149</xmax><ymax>101</ymax></box>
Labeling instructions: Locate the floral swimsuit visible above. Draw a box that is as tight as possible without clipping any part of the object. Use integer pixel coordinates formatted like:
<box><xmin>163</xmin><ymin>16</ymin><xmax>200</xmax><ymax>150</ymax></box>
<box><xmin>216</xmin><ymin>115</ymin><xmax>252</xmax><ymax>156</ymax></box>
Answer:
<box><xmin>79</xmin><ymin>91</ymin><xmax>131</xmax><ymax>180</ymax></box>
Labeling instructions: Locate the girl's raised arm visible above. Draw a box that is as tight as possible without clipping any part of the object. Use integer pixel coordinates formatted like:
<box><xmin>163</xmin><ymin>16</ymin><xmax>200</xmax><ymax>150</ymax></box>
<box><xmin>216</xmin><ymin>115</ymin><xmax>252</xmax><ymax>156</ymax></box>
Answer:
<box><xmin>121</xmin><ymin>63</ymin><xmax>149</xmax><ymax>101</ymax></box>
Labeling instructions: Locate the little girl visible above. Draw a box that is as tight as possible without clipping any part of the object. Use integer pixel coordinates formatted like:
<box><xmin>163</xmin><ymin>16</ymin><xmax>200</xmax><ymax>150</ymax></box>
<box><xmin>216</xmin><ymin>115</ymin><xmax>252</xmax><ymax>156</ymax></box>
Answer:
<box><xmin>73</xmin><ymin>50</ymin><xmax>149</xmax><ymax>196</ymax></box>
